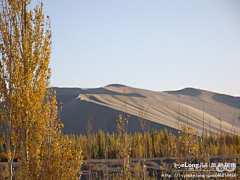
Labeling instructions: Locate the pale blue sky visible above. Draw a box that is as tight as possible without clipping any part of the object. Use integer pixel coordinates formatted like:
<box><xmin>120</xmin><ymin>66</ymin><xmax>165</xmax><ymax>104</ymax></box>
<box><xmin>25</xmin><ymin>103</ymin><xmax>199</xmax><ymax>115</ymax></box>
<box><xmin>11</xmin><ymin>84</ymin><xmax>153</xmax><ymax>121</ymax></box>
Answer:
<box><xmin>39</xmin><ymin>0</ymin><xmax>240</xmax><ymax>96</ymax></box>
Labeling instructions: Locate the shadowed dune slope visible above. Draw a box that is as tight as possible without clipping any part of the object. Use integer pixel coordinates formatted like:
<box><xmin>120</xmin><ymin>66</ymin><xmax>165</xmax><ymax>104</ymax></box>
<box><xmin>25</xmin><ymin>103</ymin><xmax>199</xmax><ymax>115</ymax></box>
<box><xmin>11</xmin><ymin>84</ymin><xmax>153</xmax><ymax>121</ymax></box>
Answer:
<box><xmin>53</xmin><ymin>85</ymin><xmax>240</xmax><ymax>135</ymax></box>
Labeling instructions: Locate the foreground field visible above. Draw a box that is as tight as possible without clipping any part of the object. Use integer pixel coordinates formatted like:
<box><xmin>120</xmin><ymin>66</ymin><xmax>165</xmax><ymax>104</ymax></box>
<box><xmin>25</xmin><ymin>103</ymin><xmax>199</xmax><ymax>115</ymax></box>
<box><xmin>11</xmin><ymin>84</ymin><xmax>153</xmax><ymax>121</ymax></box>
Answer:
<box><xmin>1</xmin><ymin>155</ymin><xmax>239</xmax><ymax>179</ymax></box>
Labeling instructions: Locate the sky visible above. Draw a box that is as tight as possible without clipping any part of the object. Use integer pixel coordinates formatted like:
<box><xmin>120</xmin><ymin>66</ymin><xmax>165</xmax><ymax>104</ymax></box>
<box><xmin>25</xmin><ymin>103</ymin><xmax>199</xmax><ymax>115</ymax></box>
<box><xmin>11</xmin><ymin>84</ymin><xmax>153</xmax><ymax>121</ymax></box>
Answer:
<box><xmin>36</xmin><ymin>0</ymin><xmax>240</xmax><ymax>96</ymax></box>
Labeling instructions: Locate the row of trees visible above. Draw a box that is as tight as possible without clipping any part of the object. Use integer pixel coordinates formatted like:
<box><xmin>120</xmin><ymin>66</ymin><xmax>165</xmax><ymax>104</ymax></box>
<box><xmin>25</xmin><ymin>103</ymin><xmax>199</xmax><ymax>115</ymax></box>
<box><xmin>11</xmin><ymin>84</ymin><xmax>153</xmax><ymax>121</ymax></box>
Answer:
<box><xmin>1</xmin><ymin>128</ymin><xmax>239</xmax><ymax>160</ymax></box>
<box><xmin>67</xmin><ymin>128</ymin><xmax>240</xmax><ymax>160</ymax></box>
<box><xmin>1</xmin><ymin>125</ymin><xmax>239</xmax><ymax>178</ymax></box>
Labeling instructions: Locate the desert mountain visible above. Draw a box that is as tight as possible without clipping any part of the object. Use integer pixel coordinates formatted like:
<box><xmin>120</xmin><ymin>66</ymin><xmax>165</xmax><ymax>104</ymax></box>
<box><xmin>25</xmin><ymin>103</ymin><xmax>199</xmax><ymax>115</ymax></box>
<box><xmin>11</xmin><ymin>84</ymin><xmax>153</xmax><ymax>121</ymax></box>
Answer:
<box><xmin>53</xmin><ymin>84</ymin><xmax>240</xmax><ymax>135</ymax></box>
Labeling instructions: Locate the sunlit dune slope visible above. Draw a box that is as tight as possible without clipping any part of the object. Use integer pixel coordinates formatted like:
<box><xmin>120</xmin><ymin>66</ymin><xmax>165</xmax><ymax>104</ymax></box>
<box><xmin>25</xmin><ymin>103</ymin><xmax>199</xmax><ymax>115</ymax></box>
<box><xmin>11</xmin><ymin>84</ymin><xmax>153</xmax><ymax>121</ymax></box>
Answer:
<box><xmin>53</xmin><ymin>84</ymin><xmax>240</xmax><ymax>135</ymax></box>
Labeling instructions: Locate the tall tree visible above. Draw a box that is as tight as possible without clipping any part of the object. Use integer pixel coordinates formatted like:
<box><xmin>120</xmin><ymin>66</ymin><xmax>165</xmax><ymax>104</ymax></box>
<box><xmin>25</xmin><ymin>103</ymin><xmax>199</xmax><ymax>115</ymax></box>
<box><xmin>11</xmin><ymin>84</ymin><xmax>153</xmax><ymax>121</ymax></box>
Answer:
<box><xmin>0</xmin><ymin>1</ymin><xmax>82</xmax><ymax>179</ymax></box>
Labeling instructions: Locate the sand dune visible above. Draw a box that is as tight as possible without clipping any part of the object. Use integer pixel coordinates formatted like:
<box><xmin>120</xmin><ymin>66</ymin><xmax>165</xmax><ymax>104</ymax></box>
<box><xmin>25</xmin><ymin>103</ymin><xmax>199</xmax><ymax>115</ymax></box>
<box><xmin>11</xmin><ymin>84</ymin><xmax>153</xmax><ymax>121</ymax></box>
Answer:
<box><xmin>53</xmin><ymin>84</ymin><xmax>240</xmax><ymax>135</ymax></box>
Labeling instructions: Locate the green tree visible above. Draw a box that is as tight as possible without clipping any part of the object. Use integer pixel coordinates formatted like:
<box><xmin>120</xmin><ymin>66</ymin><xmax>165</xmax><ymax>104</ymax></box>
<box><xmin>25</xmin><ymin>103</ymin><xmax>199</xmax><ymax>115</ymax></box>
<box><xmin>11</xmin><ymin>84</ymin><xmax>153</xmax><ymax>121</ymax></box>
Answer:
<box><xmin>97</xmin><ymin>130</ymin><xmax>105</xmax><ymax>158</ymax></box>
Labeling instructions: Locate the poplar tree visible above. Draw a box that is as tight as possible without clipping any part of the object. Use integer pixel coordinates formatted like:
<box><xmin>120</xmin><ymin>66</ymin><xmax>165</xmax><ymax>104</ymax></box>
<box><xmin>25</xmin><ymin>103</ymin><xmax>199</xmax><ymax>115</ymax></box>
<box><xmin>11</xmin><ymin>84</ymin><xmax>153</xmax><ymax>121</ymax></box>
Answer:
<box><xmin>0</xmin><ymin>1</ymin><xmax>82</xmax><ymax>179</ymax></box>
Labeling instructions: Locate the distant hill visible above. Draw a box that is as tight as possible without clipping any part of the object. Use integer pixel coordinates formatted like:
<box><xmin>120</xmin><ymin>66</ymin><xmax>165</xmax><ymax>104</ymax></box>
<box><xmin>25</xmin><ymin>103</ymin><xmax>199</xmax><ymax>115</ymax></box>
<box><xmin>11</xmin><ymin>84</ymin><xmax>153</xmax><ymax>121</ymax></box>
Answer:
<box><xmin>53</xmin><ymin>84</ymin><xmax>240</xmax><ymax>135</ymax></box>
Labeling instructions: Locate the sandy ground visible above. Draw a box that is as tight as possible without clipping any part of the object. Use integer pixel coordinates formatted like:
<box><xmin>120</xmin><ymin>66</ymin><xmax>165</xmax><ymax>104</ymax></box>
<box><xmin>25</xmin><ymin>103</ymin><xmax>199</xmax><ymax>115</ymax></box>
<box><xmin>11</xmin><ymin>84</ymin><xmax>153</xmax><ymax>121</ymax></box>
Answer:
<box><xmin>53</xmin><ymin>84</ymin><xmax>240</xmax><ymax>135</ymax></box>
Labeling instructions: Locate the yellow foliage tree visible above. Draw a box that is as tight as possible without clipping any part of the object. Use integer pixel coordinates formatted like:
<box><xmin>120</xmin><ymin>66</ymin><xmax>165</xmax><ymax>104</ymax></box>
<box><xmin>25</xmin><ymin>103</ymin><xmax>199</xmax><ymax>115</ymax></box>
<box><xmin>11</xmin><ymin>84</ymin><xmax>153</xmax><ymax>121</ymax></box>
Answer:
<box><xmin>113</xmin><ymin>89</ymin><xmax>132</xmax><ymax>179</ymax></box>
<box><xmin>0</xmin><ymin>0</ymin><xmax>82</xmax><ymax>179</ymax></box>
